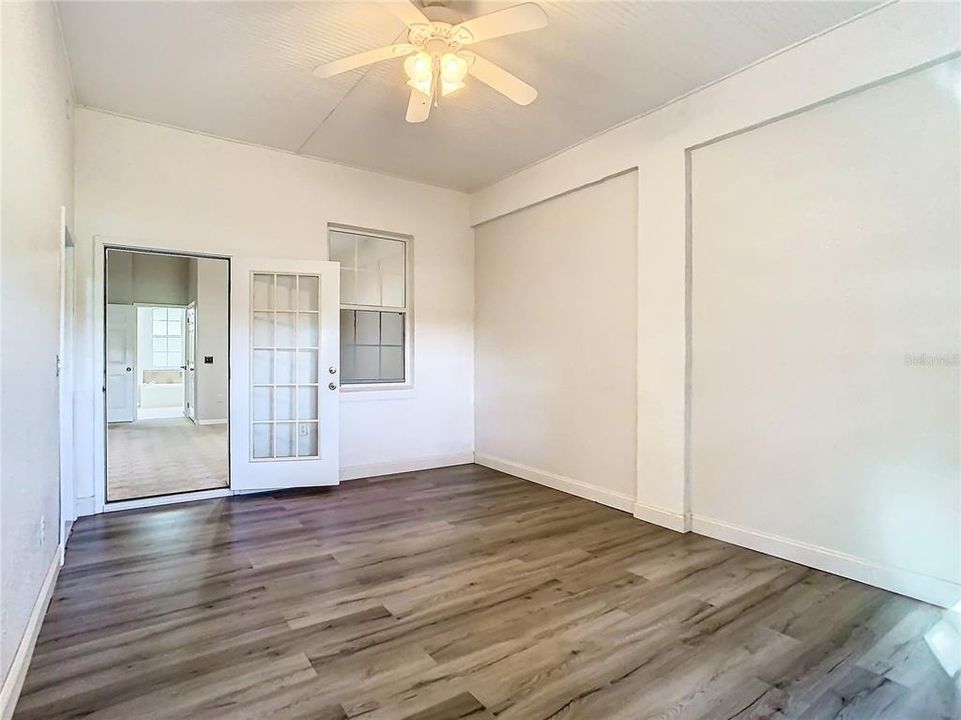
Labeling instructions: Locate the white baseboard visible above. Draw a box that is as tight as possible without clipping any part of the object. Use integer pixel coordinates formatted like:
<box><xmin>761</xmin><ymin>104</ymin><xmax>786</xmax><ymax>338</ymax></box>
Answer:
<box><xmin>197</xmin><ymin>419</ymin><xmax>228</xmax><ymax>426</ymax></box>
<box><xmin>633</xmin><ymin>501</ymin><xmax>690</xmax><ymax>533</ymax></box>
<box><xmin>75</xmin><ymin>496</ymin><xmax>95</xmax><ymax>518</ymax></box>
<box><xmin>691</xmin><ymin>514</ymin><xmax>960</xmax><ymax>609</ymax></box>
<box><xmin>339</xmin><ymin>452</ymin><xmax>475</xmax><ymax>482</ymax></box>
<box><xmin>0</xmin><ymin>547</ymin><xmax>61</xmax><ymax>720</ymax></box>
<box><xmin>474</xmin><ymin>453</ymin><xmax>635</xmax><ymax>513</ymax></box>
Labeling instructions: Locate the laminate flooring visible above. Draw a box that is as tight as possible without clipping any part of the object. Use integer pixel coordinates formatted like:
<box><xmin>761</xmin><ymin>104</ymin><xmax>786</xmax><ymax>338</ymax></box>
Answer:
<box><xmin>14</xmin><ymin>464</ymin><xmax>958</xmax><ymax>719</ymax></box>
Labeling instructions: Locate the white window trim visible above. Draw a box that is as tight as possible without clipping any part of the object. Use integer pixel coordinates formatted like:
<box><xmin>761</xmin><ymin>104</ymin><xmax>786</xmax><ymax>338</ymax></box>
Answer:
<box><xmin>328</xmin><ymin>224</ymin><xmax>414</xmax><ymax>397</ymax></box>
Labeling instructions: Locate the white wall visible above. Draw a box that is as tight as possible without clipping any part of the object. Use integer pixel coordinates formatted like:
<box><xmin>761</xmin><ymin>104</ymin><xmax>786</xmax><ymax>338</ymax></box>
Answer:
<box><xmin>469</xmin><ymin>1</ymin><xmax>960</xmax><ymax>606</ymax></box>
<box><xmin>691</xmin><ymin>59</ymin><xmax>960</xmax><ymax>607</ymax></box>
<box><xmin>193</xmin><ymin>257</ymin><xmax>229</xmax><ymax>423</ymax></box>
<box><xmin>106</xmin><ymin>250</ymin><xmax>190</xmax><ymax>305</ymax></box>
<box><xmin>474</xmin><ymin>172</ymin><xmax>637</xmax><ymax>510</ymax></box>
<box><xmin>73</xmin><ymin>108</ymin><xmax>474</xmax><ymax>511</ymax></box>
<box><xmin>0</xmin><ymin>0</ymin><xmax>74</xmax><ymax>697</ymax></box>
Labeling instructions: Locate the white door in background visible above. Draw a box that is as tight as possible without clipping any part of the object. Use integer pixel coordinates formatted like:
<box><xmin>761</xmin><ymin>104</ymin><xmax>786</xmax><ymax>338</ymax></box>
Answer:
<box><xmin>106</xmin><ymin>303</ymin><xmax>136</xmax><ymax>423</ymax></box>
<box><xmin>184</xmin><ymin>304</ymin><xmax>196</xmax><ymax>421</ymax></box>
<box><xmin>230</xmin><ymin>259</ymin><xmax>340</xmax><ymax>491</ymax></box>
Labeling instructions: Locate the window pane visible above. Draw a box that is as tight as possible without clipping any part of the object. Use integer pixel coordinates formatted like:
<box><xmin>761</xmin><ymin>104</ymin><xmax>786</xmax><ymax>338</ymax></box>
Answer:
<box><xmin>380</xmin><ymin>346</ymin><xmax>404</xmax><ymax>381</ymax></box>
<box><xmin>329</xmin><ymin>232</ymin><xmax>355</xmax><ymax>268</ymax></box>
<box><xmin>298</xmin><ymin>275</ymin><xmax>319</xmax><ymax>311</ymax></box>
<box><xmin>153</xmin><ymin>319</ymin><xmax>166</xmax><ymax>336</ymax></box>
<box><xmin>298</xmin><ymin>313</ymin><xmax>319</xmax><ymax>348</ymax></box>
<box><xmin>275</xmin><ymin>387</ymin><xmax>295</xmax><ymax>421</ymax></box>
<box><xmin>153</xmin><ymin>337</ymin><xmax>168</xmax><ymax>353</ymax></box>
<box><xmin>381</xmin><ymin>312</ymin><xmax>403</xmax><ymax>346</ymax></box>
<box><xmin>167</xmin><ymin>337</ymin><xmax>182</xmax><ymax>355</ymax></box>
<box><xmin>340</xmin><ymin>345</ymin><xmax>356</xmax><ymax>382</ymax></box>
<box><xmin>340</xmin><ymin>269</ymin><xmax>356</xmax><ymax>305</ymax></box>
<box><xmin>340</xmin><ymin>310</ymin><xmax>355</xmax><ymax>344</ymax></box>
<box><xmin>355</xmin><ymin>346</ymin><xmax>379</xmax><ymax>381</ymax></box>
<box><xmin>355</xmin><ymin>310</ymin><xmax>379</xmax><ymax>345</ymax></box>
<box><xmin>253</xmin><ymin>424</ymin><xmax>272</xmax><ymax>458</ymax></box>
<box><xmin>297</xmin><ymin>350</ymin><xmax>318</xmax><ymax>384</ymax></box>
<box><xmin>253</xmin><ymin>387</ymin><xmax>273</xmax><ymax>421</ymax></box>
<box><xmin>153</xmin><ymin>307</ymin><xmax>167</xmax><ymax>321</ymax></box>
<box><xmin>276</xmin><ymin>275</ymin><xmax>297</xmax><ymax>311</ymax></box>
<box><xmin>253</xmin><ymin>350</ymin><xmax>273</xmax><ymax>384</ymax></box>
<box><xmin>354</xmin><ymin>270</ymin><xmax>380</xmax><ymax>305</ymax></box>
<box><xmin>297</xmin><ymin>422</ymin><xmax>318</xmax><ymax>457</ymax></box>
<box><xmin>276</xmin><ymin>312</ymin><xmax>296</xmax><ymax>347</ymax></box>
<box><xmin>152</xmin><ymin>352</ymin><xmax>166</xmax><ymax>368</ymax></box>
<box><xmin>297</xmin><ymin>387</ymin><xmax>318</xmax><ymax>420</ymax></box>
<box><xmin>275</xmin><ymin>423</ymin><xmax>296</xmax><ymax>458</ymax></box>
<box><xmin>382</xmin><ymin>272</ymin><xmax>405</xmax><ymax>308</ymax></box>
<box><xmin>252</xmin><ymin>273</ymin><xmax>273</xmax><ymax>310</ymax></box>
<box><xmin>253</xmin><ymin>312</ymin><xmax>273</xmax><ymax>347</ymax></box>
<box><xmin>275</xmin><ymin>349</ymin><xmax>296</xmax><ymax>385</ymax></box>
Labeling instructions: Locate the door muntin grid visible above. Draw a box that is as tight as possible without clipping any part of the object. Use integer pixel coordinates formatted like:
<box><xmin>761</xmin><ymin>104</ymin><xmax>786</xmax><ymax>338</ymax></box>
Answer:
<box><xmin>250</xmin><ymin>273</ymin><xmax>321</xmax><ymax>461</ymax></box>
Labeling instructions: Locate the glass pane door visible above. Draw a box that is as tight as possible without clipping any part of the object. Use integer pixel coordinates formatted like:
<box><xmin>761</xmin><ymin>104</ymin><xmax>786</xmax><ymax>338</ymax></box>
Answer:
<box><xmin>250</xmin><ymin>273</ymin><xmax>321</xmax><ymax>461</ymax></box>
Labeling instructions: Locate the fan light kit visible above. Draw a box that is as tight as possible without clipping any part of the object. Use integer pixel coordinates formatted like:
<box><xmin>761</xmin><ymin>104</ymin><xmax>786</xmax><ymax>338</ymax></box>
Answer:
<box><xmin>314</xmin><ymin>1</ymin><xmax>548</xmax><ymax>123</ymax></box>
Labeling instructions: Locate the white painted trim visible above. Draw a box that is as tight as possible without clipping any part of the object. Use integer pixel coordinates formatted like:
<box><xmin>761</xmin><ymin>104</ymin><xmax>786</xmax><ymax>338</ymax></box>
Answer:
<box><xmin>102</xmin><ymin>488</ymin><xmax>232</xmax><ymax>513</ymax></box>
<box><xmin>0</xmin><ymin>548</ymin><xmax>61</xmax><ymax>720</ymax></box>
<box><xmin>75</xmin><ymin>496</ymin><xmax>95</xmax><ymax>517</ymax></box>
<box><xmin>925</xmin><ymin>608</ymin><xmax>961</xmax><ymax>678</ymax></box>
<box><xmin>633</xmin><ymin>502</ymin><xmax>690</xmax><ymax>533</ymax></box>
<box><xmin>196</xmin><ymin>418</ymin><xmax>227</xmax><ymax>426</ymax></box>
<box><xmin>340</xmin><ymin>452</ymin><xmax>474</xmax><ymax>482</ymax></box>
<box><xmin>474</xmin><ymin>453</ymin><xmax>635</xmax><ymax>513</ymax></box>
<box><xmin>691</xmin><ymin>514</ymin><xmax>960</xmax><ymax>609</ymax></box>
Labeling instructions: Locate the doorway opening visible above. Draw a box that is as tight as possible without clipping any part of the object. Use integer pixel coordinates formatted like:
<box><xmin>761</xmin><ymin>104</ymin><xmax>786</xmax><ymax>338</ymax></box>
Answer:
<box><xmin>104</xmin><ymin>247</ymin><xmax>230</xmax><ymax>503</ymax></box>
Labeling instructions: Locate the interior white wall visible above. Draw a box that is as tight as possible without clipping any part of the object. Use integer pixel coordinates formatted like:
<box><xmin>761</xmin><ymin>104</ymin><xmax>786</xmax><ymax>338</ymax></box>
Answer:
<box><xmin>106</xmin><ymin>250</ymin><xmax>190</xmax><ymax>306</ymax></box>
<box><xmin>469</xmin><ymin>1</ymin><xmax>960</xmax><ymax>606</ymax></box>
<box><xmin>691</xmin><ymin>59</ymin><xmax>960</xmax><ymax>607</ymax></box>
<box><xmin>474</xmin><ymin>172</ymin><xmax>638</xmax><ymax>510</ymax></box>
<box><xmin>193</xmin><ymin>258</ymin><xmax>229</xmax><ymax>423</ymax></box>
<box><xmin>73</xmin><ymin>108</ymin><xmax>474</xmax><ymax>512</ymax></box>
<box><xmin>0</xmin><ymin>0</ymin><xmax>74</xmax><ymax>694</ymax></box>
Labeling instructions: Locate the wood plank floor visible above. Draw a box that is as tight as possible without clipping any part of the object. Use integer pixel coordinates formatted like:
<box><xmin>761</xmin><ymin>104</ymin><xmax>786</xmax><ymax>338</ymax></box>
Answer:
<box><xmin>14</xmin><ymin>464</ymin><xmax>957</xmax><ymax>719</ymax></box>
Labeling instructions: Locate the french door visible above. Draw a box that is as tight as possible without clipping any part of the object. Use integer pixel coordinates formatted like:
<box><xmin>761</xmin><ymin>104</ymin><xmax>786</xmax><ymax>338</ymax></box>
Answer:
<box><xmin>230</xmin><ymin>258</ymin><xmax>340</xmax><ymax>490</ymax></box>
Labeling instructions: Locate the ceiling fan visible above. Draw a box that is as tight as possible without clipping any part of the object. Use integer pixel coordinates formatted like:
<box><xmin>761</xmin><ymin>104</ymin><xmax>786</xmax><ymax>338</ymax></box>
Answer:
<box><xmin>313</xmin><ymin>1</ymin><xmax>548</xmax><ymax>123</ymax></box>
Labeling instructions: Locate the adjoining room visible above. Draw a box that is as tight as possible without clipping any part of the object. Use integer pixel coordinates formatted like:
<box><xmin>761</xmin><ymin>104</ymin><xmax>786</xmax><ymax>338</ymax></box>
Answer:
<box><xmin>105</xmin><ymin>248</ymin><xmax>229</xmax><ymax>502</ymax></box>
<box><xmin>2</xmin><ymin>1</ymin><xmax>959</xmax><ymax>719</ymax></box>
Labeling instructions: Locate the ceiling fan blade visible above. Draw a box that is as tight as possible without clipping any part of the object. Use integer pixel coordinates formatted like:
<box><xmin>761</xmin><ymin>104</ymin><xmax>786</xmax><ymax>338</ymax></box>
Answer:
<box><xmin>406</xmin><ymin>88</ymin><xmax>432</xmax><ymax>123</ymax></box>
<box><xmin>467</xmin><ymin>53</ymin><xmax>537</xmax><ymax>105</ymax></box>
<box><xmin>389</xmin><ymin>0</ymin><xmax>431</xmax><ymax>28</ymax></box>
<box><xmin>314</xmin><ymin>44</ymin><xmax>413</xmax><ymax>78</ymax></box>
<box><xmin>453</xmin><ymin>3</ymin><xmax>548</xmax><ymax>44</ymax></box>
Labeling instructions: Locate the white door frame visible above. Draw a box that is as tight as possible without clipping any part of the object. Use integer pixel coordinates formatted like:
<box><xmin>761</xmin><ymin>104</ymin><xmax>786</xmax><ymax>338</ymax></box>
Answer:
<box><xmin>93</xmin><ymin>236</ymin><xmax>232</xmax><ymax>513</ymax></box>
<box><xmin>58</xmin><ymin>208</ymin><xmax>76</xmax><ymax>561</ymax></box>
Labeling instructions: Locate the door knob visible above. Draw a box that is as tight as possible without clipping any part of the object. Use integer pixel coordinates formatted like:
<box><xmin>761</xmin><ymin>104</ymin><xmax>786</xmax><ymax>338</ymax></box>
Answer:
<box><xmin>328</xmin><ymin>382</ymin><xmax>338</xmax><ymax>391</ymax></box>
<box><xmin>125</xmin><ymin>367</ymin><xmax>132</xmax><ymax>372</ymax></box>
<box><xmin>328</xmin><ymin>366</ymin><xmax>337</xmax><ymax>374</ymax></box>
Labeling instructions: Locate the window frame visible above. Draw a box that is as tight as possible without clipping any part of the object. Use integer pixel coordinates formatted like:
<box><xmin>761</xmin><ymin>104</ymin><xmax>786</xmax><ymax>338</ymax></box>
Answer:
<box><xmin>328</xmin><ymin>224</ymin><xmax>413</xmax><ymax>395</ymax></box>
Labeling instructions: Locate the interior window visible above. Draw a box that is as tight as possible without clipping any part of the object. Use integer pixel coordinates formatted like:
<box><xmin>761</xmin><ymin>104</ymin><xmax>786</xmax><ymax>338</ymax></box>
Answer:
<box><xmin>151</xmin><ymin>307</ymin><xmax>184</xmax><ymax>369</ymax></box>
<box><xmin>328</xmin><ymin>228</ymin><xmax>409</xmax><ymax>385</ymax></box>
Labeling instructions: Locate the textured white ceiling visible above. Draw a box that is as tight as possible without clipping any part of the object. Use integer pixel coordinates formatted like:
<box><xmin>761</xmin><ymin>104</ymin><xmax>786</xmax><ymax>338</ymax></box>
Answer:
<box><xmin>58</xmin><ymin>1</ymin><xmax>880</xmax><ymax>191</ymax></box>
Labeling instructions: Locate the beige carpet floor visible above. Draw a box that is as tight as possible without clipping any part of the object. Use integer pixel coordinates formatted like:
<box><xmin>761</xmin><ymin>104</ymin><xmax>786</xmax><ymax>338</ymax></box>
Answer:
<box><xmin>107</xmin><ymin>418</ymin><xmax>228</xmax><ymax>501</ymax></box>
